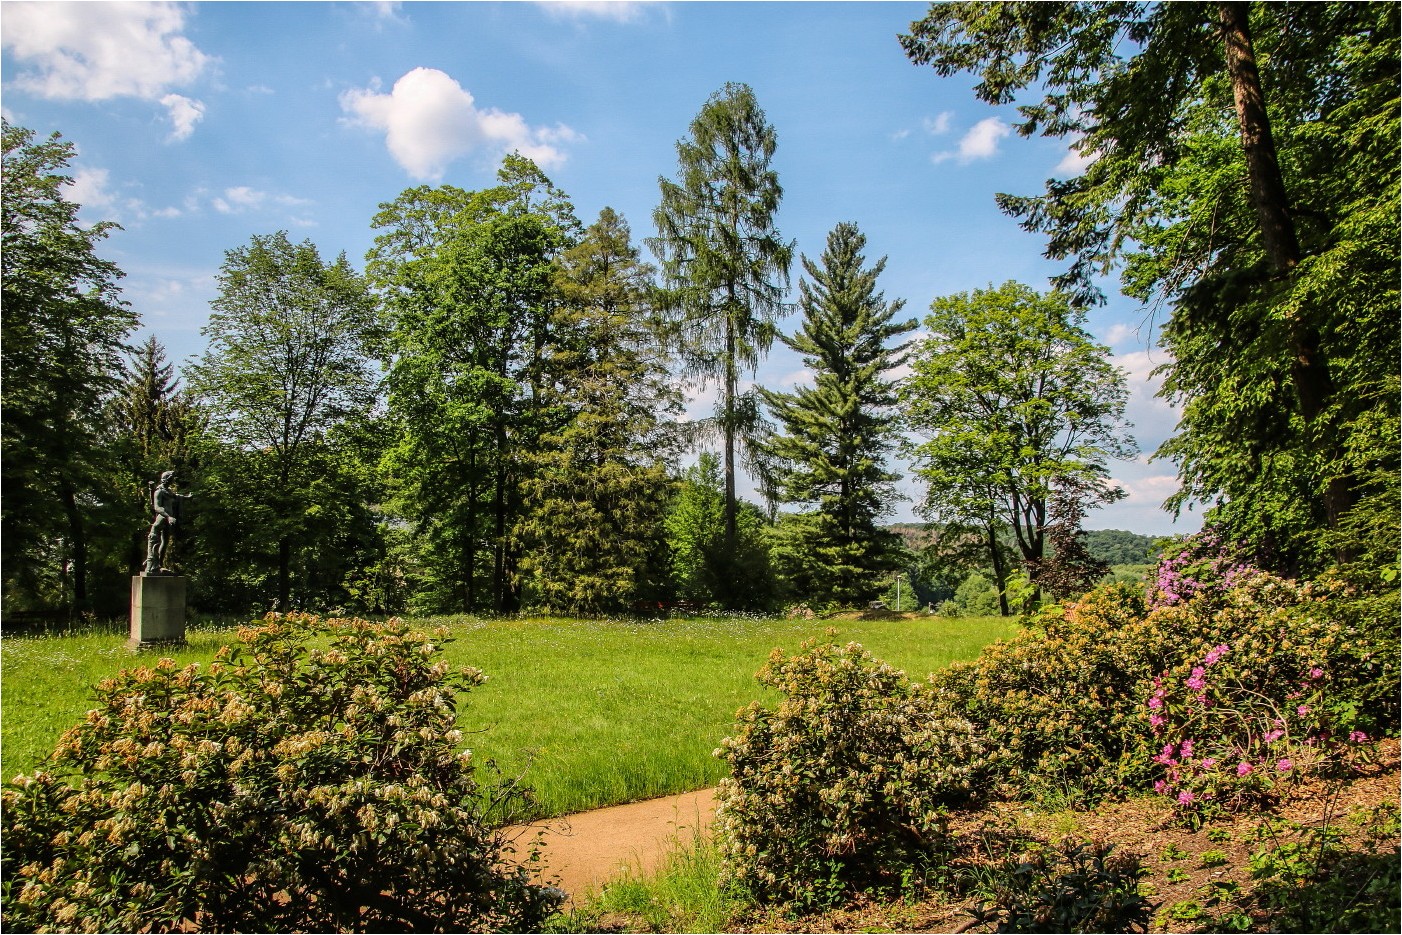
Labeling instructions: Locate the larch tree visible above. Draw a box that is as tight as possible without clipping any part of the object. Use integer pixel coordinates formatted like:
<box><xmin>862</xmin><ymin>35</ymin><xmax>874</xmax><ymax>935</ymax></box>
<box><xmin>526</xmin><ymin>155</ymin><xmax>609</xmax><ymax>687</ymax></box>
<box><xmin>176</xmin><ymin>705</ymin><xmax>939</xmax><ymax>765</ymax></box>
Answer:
<box><xmin>900</xmin><ymin>281</ymin><xmax>1137</xmax><ymax>607</ymax></box>
<box><xmin>516</xmin><ymin>207</ymin><xmax>679</xmax><ymax>615</ymax></box>
<box><xmin>1</xmin><ymin>122</ymin><xmax>137</xmax><ymax>615</ymax></box>
<box><xmin>759</xmin><ymin>222</ymin><xmax>917</xmax><ymax>607</ymax></box>
<box><xmin>650</xmin><ymin>82</ymin><xmax>794</xmax><ymax>568</ymax></box>
<box><xmin>901</xmin><ymin>2</ymin><xmax>1400</xmax><ymax>573</ymax></box>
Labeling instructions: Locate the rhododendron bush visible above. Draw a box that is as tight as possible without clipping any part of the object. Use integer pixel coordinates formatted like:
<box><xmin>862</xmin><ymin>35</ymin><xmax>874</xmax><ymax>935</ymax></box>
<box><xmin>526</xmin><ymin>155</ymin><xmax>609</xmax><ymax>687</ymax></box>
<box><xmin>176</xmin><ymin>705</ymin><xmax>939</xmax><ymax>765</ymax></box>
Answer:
<box><xmin>714</xmin><ymin>638</ymin><xmax>988</xmax><ymax>908</ymax></box>
<box><xmin>718</xmin><ymin>544</ymin><xmax>1397</xmax><ymax>906</ymax></box>
<box><xmin>0</xmin><ymin>614</ymin><xmax>563</xmax><ymax>934</ymax></box>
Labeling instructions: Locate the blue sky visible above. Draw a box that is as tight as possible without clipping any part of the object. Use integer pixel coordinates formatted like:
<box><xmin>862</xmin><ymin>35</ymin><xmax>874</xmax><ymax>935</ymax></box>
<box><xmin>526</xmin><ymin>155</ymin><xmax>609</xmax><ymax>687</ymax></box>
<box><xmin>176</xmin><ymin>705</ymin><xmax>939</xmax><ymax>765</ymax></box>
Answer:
<box><xmin>2</xmin><ymin>0</ymin><xmax>1200</xmax><ymax>535</ymax></box>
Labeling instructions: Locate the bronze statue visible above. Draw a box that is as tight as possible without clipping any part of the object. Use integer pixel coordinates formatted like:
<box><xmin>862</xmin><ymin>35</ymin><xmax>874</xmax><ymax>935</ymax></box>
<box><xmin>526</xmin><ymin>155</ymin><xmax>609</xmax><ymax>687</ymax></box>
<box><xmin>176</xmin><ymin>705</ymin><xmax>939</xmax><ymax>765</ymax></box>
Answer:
<box><xmin>144</xmin><ymin>471</ymin><xmax>192</xmax><ymax>576</ymax></box>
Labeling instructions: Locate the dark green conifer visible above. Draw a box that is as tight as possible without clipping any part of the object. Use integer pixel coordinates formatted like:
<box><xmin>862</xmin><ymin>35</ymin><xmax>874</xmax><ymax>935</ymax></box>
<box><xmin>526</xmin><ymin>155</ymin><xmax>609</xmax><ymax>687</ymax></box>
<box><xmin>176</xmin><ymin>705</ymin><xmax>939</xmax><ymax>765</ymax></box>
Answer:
<box><xmin>760</xmin><ymin>222</ymin><xmax>917</xmax><ymax>607</ymax></box>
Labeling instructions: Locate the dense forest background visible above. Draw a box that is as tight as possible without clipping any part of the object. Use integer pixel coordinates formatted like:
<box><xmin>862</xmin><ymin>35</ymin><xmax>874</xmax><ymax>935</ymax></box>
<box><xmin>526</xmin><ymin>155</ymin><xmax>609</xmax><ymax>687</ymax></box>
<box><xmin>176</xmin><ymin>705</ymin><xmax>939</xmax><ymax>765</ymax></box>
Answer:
<box><xmin>4</xmin><ymin>2</ymin><xmax>1396</xmax><ymax>622</ymax></box>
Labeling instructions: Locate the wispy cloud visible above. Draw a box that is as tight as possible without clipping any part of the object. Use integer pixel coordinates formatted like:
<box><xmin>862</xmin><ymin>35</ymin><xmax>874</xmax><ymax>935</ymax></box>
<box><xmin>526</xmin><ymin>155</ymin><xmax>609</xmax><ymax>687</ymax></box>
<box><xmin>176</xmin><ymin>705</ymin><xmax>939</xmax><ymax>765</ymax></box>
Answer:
<box><xmin>2</xmin><ymin>1</ymin><xmax>213</xmax><ymax>141</ymax></box>
<box><xmin>933</xmin><ymin>117</ymin><xmax>1011</xmax><ymax>165</ymax></box>
<box><xmin>536</xmin><ymin>1</ymin><xmax>650</xmax><ymax>23</ymax></box>
<box><xmin>339</xmin><ymin>67</ymin><xmax>582</xmax><ymax>180</ymax></box>
<box><xmin>923</xmin><ymin>111</ymin><xmax>953</xmax><ymax>135</ymax></box>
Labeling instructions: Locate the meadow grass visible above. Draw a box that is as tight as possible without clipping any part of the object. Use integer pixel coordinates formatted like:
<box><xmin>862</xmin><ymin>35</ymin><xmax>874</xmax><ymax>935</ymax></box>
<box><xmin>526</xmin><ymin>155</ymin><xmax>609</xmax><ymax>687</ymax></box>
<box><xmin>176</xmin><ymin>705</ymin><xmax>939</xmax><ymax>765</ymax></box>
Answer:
<box><xmin>0</xmin><ymin>612</ymin><xmax>1016</xmax><ymax>817</ymax></box>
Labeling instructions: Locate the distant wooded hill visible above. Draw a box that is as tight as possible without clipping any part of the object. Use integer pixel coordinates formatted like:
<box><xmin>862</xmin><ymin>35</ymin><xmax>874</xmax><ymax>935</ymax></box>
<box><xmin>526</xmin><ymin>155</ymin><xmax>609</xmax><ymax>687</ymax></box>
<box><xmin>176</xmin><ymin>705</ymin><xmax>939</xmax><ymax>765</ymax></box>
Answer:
<box><xmin>886</xmin><ymin>524</ymin><xmax>1162</xmax><ymax>565</ymax></box>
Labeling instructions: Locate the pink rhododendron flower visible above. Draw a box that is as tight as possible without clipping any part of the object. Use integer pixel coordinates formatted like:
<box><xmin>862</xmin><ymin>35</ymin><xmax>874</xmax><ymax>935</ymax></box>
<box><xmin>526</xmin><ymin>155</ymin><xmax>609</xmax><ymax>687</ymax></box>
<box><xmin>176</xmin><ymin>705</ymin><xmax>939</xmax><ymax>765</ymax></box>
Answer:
<box><xmin>1349</xmin><ymin>731</ymin><xmax>1369</xmax><ymax>743</ymax></box>
<box><xmin>1150</xmin><ymin>713</ymin><xmax>1165</xmax><ymax>728</ymax></box>
<box><xmin>1297</xmin><ymin>704</ymin><xmax>1310</xmax><ymax>716</ymax></box>
<box><xmin>1236</xmin><ymin>762</ymin><xmax>1253</xmax><ymax>776</ymax></box>
<box><xmin>1264</xmin><ymin>729</ymin><xmax>1285</xmax><ymax>743</ymax></box>
<box><xmin>1148</xmin><ymin>695</ymin><xmax>1163</xmax><ymax>709</ymax></box>
<box><xmin>1177</xmin><ymin>791</ymin><xmax>1195</xmax><ymax>804</ymax></box>
<box><xmin>1200</xmin><ymin>757</ymin><xmax>1216</xmax><ymax>769</ymax></box>
<box><xmin>1203</xmin><ymin>644</ymin><xmax>1230</xmax><ymax>666</ymax></box>
<box><xmin>1309</xmin><ymin>667</ymin><xmax>1324</xmax><ymax>679</ymax></box>
<box><xmin>1186</xmin><ymin>667</ymin><xmax>1207</xmax><ymax>691</ymax></box>
<box><xmin>1276</xmin><ymin>759</ymin><xmax>1293</xmax><ymax>772</ymax></box>
<box><xmin>1154</xmin><ymin>780</ymin><xmax>1167</xmax><ymax>794</ymax></box>
<box><xmin>1180</xmin><ymin>740</ymin><xmax>1195</xmax><ymax>757</ymax></box>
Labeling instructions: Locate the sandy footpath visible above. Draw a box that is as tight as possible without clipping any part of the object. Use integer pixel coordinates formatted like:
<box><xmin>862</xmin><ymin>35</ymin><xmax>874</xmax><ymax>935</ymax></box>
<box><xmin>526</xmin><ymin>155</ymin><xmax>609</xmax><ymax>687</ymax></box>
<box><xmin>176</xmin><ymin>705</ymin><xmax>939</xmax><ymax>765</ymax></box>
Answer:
<box><xmin>509</xmin><ymin>787</ymin><xmax>718</xmax><ymax>900</ymax></box>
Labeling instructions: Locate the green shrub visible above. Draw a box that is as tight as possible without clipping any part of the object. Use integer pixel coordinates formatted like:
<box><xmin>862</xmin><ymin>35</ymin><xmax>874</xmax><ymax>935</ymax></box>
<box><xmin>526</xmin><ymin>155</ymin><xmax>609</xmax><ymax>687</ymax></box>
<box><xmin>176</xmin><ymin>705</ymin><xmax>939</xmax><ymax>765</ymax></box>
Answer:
<box><xmin>977</xmin><ymin>839</ymin><xmax>1152</xmax><ymax>933</ymax></box>
<box><xmin>1</xmin><ymin>613</ymin><xmax>563</xmax><ymax>933</ymax></box>
<box><xmin>714</xmin><ymin>638</ymin><xmax>988</xmax><ymax>909</ymax></box>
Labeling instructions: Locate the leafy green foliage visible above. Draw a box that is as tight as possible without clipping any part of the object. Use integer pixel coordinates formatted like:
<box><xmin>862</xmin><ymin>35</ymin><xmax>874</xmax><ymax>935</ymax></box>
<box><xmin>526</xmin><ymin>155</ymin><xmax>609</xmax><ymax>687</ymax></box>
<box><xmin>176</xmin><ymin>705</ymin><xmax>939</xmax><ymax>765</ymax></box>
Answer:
<box><xmin>188</xmin><ymin>231</ymin><xmax>379</xmax><ymax>610</ymax></box>
<box><xmin>663</xmin><ymin>453</ymin><xmax>776</xmax><ymax>610</ymax></box>
<box><xmin>902</xmin><ymin>3</ymin><xmax>1400</xmax><ymax>574</ymax></box>
<box><xmin>976</xmin><ymin>839</ymin><xmax>1151</xmax><ymax>934</ymax></box>
<box><xmin>1</xmin><ymin>121</ymin><xmax>137</xmax><ymax>616</ymax></box>
<box><xmin>759</xmin><ymin>222</ymin><xmax>916</xmax><ymax>608</ymax></box>
<box><xmin>714</xmin><ymin>638</ymin><xmax>988</xmax><ymax>909</ymax></box>
<box><xmin>0</xmin><ymin>614</ymin><xmax>563</xmax><ymax>933</ymax></box>
<box><xmin>1250</xmin><ymin>804</ymin><xmax>1401</xmax><ymax>933</ymax></box>
<box><xmin>900</xmin><ymin>281</ymin><xmax>1135</xmax><ymax>597</ymax></box>
<box><xmin>367</xmin><ymin>158</ymin><xmax>577</xmax><ymax>614</ymax></box>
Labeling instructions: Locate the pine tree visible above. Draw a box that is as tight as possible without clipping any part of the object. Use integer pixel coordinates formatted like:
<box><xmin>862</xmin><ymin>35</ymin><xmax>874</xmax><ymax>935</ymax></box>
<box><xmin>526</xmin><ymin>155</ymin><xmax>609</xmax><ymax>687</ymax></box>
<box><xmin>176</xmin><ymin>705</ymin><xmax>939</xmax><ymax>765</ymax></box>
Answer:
<box><xmin>516</xmin><ymin>208</ymin><xmax>678</xmax><ymax>615</ymax></box>
<box><xmin>650</xmin><ymin>83</ymin><xmax>793</xmax><ymax>573</ymax></box>
<box><xmin>759</xmin><ymin>222</ymin><xmax>917</xmax><ymax>607</ymax></box>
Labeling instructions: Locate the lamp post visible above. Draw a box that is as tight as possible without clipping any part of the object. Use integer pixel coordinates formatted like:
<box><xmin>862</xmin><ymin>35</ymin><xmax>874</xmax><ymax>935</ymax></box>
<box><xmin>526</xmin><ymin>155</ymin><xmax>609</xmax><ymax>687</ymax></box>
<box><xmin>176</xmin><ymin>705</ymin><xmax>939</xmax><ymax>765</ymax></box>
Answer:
<box><xmin>895</xmin><ymin>571</ymin><xmax>905</xmax><ymax>612</ymax></box>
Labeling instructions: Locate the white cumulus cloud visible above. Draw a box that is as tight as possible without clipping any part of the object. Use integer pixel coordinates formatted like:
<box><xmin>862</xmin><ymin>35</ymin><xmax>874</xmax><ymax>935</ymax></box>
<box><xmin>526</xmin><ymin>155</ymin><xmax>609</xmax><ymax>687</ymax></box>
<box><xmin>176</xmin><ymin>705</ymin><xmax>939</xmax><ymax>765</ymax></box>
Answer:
<box><xmin>2</xmin><ymin>1</ymin><xmax>212</xmax><ymax>139</ymax></box>
<box><xmin>1054</xmin><ymin>138</ymin><xmax>1098</xmax><ymax>176</ymax></box>
<box><xmin>933</xmin><ymin>117</ymin><xmax>1011</xmax><ymax>165</ymax></box>
<box><xmin>340</xmin><ymin>67</ymin><xmax>581</xmax><ymax>180</ymax></box>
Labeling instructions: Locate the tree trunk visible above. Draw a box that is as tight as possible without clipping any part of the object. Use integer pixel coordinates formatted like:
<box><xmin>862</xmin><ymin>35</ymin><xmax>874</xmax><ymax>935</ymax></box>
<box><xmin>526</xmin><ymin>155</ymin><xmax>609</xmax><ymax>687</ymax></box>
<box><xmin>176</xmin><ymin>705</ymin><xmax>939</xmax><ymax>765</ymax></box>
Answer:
<box><xmin>1219</xmin><ymin>2</ymin><xmax>1351</xmax><ymax>538</ymax></box>
<box><xmin>723</xmin><ymin>306</ymin><xmax>738</xmax><ymax>552</ymax></box>
<box><xmin>986</xmin><ymin>522</ymin><xmax>1011</xmax><ymax>617</ymax></box>
<box><xmin>59</xmin><ymin>479</ymin><xmax>88</xmax><ymax>615</ymax></box>
<box><xmin>1218</xmin><ymin>2</ymin><xmax>1301</xmax><ymax>273</ymax></box>
<box><xmin>277</xmin><ymin>535</ymin><xmax>291</xmax><ymax>610</ymax></box>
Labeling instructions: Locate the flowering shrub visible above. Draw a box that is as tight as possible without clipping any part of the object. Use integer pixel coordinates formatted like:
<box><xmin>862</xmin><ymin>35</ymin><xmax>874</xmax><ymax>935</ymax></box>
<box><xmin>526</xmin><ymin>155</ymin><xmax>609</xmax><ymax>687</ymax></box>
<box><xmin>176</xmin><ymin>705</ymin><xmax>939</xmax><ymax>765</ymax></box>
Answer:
<box><xmin>928</xmin><ymin>582</ymin><xmax>1175</xmax><ymax>800</ymax></box>
<box><xmin>0</xmin><ymin>613</ymin><xmax>564</xmax><ymax>934</ymax></box>
<box><xmin>1148</xmin><ymin>525</ymin><xmax>1259</xmax><ymax>609</ymax></box>
<box><xmin>1145</xmin><ymin>574</ymin><xmax>1398</xmax><ymax>824</ymax></box>
<box><xmin>714</xmin><ymin>638</ymin><xmax>988</xmax><ymax>908</ymax></box>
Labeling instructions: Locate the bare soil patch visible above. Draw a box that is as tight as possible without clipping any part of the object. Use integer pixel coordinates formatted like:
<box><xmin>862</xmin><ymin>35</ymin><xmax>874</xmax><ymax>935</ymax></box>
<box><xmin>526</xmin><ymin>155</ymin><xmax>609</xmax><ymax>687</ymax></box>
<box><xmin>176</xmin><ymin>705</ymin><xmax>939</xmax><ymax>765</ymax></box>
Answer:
<box><xmin>512</xmin><ymin>787</ymin><xmax>717</xmax><ymax>901</ymax></box>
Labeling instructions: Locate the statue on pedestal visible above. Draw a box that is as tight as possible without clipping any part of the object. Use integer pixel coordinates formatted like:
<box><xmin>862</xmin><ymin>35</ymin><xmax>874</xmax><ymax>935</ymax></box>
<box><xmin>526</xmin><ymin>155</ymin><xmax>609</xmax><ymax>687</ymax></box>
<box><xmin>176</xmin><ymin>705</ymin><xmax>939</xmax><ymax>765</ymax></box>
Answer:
<box><xmin>144</xmin><ymin>471</ymin><xmax>193</xmax><ymax>576</ymax></box>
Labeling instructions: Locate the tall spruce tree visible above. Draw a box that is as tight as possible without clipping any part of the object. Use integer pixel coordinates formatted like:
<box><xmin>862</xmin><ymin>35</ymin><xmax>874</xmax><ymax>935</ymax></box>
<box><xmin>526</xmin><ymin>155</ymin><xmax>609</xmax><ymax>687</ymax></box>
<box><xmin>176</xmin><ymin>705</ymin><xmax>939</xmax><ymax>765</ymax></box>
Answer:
<box><xmin>516</xmin><ymin>208</ymin><xmax>679</xmax><ymax>615</ymax></box>
<box><xmin>759</xmin><ymin>222</ymin><xmax>917</xmax><ymax>607</ymax></box>
<box><xmin>650</xmin><ymin>83</ymin><xmax>794</xmax><ymax>569</ymax></box>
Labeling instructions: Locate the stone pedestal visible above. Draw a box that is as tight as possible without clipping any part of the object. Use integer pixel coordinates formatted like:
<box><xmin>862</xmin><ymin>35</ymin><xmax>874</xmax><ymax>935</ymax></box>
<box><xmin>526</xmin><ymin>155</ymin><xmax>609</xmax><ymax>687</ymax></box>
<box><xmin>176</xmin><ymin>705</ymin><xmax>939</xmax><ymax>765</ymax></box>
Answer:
<box><xmin>129</xmin><ymin>575</ymin><xmax>187</xmax><ymax>650</ymax></box>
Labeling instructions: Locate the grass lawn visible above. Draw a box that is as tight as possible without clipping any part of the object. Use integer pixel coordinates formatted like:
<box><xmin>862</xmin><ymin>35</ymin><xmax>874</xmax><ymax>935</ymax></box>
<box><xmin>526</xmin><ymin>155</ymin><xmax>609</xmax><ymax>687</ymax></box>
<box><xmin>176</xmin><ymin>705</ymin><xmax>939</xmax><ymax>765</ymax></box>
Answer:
<box><xmin>0</xmin><ymin>612</ymin><xmax>1016</xmax><ymax>817</ymax></box>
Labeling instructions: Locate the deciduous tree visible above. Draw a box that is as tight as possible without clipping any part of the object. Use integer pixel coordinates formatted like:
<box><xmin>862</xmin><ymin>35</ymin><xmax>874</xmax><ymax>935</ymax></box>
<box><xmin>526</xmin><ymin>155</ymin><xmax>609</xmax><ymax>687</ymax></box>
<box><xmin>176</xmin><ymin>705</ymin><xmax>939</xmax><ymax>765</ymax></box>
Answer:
<box><xmin>900</xmin><ymin>281</ymin><xmax>1136</xmax><ymax>604</ymax></box>
<box><xmin>189</xmin><ymin>232</ymin><xmax>378</xmax><ymax>610</ymax></box>
<box><xmin>1</xmin><ymin>122</ymin><xmax>137</xmax><ymax>615</ymax></box>
<box><xmin>901</xmin><ymin>2</ymin><xmax>1400</xmax><ymax>572</ymax></box>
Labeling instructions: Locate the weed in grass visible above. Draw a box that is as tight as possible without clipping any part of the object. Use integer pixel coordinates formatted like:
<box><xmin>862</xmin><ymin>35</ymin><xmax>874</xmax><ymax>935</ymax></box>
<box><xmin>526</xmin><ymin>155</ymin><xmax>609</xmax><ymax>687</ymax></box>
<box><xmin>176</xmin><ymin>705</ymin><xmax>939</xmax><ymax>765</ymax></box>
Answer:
<box><xmin>1206</xmin><ymin>827</ymin><xmax>1233</xmax><ymax>844</ymax></box>
<box><xmin>1164</xmin><ymin>867</ymin><xmax>1191</xmax><ymax>884</ymax></box>
<box><xmin>585</xmin><ymin>827</ymin><xmax>736</xmax><ymax>934</ymax></box>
